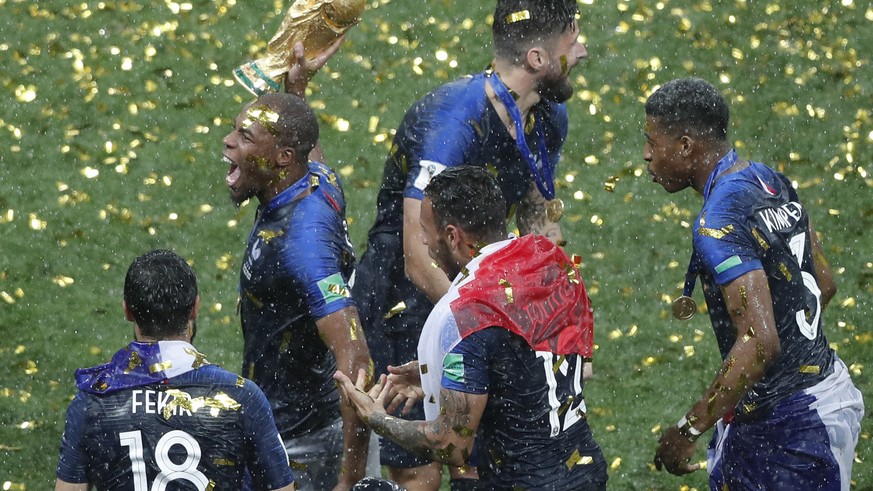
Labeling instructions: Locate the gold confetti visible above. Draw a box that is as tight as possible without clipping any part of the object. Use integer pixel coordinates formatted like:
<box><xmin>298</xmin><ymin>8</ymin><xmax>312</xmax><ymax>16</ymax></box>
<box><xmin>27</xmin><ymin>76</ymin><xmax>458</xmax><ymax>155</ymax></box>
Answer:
<box><xmin>434</xmin><ymin>442</ymin><xmax>456</xmax><ymax>462</ymax></box>
<box><xmin>563</xmin><ymin>262</ymin><xmax>580</xmax><ymax>284</ymax></box>
<box><xmin>721</xmin><ymin>356</ymin><xmax>736</xmax><ymax>377</ymax></box>
<box><xmin>756</xmin><ymin>342</ymin><xmax>767</xmax><ymax>364</ymax></box>
<box><xmin>778</xmin><ymin>263</ymin><xmax>793</xmax><ymax>282</ymax></box>
<box><xmin>149</xmin><ymin>361</ymin><xmax>173</xmax><ymax>374</ymax></box>
<box><xmin>162</xmin><ymin>390</ymin><xmax>241</xmax><ymax>419</ymax></box>
<box><xmin>184</xmin><ymin>347</ymin><xmax>210</xmax><ymax>369</ymax></box>
<box><xmin>698</xmin><ymin>225</ymin><xmax>735</xmax><ymax>239</ymax></box>
<box><xmin>384</xmin><ymin>301</ymin><xmax>406</xmax><ymax>320</ymax></box>
<box><xmin>499</xmin><ymin>278</ymin><xmax>514</xmax><ymax>304</ymax></box>
<box><xmin>453</xmin><ymin>425</ymin><xmax>476</xmax><ymax>438</ymax></box>
<box><xmin>506</xmin><ymin>10</ymin><xmax>530</xmax><ymax>23</ymax></box>
<box><xmin>125</xmin><ymin>351</ymin><xmax>143</xmax><ymax>374</ymax></box>
<box><xmin>279</xmin><ymin>330</ymin><xmax>294</xmax><ymax>353</ymax></box>
<box><xmin>349</xmin><ymin>316</ymin><xmax>359</xmax><ymax>341</ymax></box>
<box><xmin>565</xmin><ymin>449</ymin><xmax>594</xmax><ymax>469</ymax></box>
<box><xmin>257</xmin><ymin>229</ymin><xmax>285</xmax><ymax>243</ymax></box>
<box><xmin>242</xmin><ymin>105</ymin><xmax>280</xmax><ymax>136</ymax></box>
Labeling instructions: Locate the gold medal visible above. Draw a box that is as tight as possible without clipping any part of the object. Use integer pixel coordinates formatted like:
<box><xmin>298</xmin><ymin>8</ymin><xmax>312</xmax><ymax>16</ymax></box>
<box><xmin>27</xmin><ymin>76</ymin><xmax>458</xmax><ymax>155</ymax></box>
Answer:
<box><xmin>672</xmin><ymin>295</ymin><xmax>697</xmax><ymax>320</ymax></box>
<box><xmin>546</xmin><ymin>198</ymin><xmax>564</xmax><ymax>222</ymax></box>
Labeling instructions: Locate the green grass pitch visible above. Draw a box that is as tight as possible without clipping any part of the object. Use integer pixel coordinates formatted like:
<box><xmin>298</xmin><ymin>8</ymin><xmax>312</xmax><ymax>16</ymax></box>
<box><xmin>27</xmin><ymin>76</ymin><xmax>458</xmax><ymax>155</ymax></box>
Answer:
<box><xmin>0</xmin><ymin>1</ymin><xmax>870</xmax><ymax>489</ymax></box>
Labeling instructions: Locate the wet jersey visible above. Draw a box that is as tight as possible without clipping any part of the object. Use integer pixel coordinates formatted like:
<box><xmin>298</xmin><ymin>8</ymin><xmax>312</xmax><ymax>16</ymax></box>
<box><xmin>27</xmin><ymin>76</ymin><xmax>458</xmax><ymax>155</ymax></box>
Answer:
<box><xmin>443</xmin><ymin>328</ymin><xmax>607</xmax><ymax>489</ymax></box>
<box><xmin>354</xmin><ymin>71</ymin><xmax>568</xmax><ymax>338</ymax></box>
<box><xmin>56</xmin><ymin>341</ymin><xmax>293</xmax><ymax>490</ymax></box>
<box><xmin>239</xmin><ymin>162</ymin><xmax>356</xmax><ymax>437</ymax></box>
<box><xmin>693</xmin><ymin>152</ymin><xmax>833</xmax><ymax>418</ymax></box>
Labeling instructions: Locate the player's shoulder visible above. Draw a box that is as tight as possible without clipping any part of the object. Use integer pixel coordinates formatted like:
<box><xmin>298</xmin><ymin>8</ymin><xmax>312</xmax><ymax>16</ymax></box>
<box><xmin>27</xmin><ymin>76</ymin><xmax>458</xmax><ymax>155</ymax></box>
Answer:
<box><xmin>459</xmin><ymin>326</ymin><xmax>523</xmax><ymax>355</ymax></box>
<box><xmin>295</xmin><ymin>163</ymin><xmax>345</xmax><ymax>213</ymax></box>
<box><xmin>412</xmin><ymin>73</ymin><xmax>488</xmax><ymax>123</ymax></box>
<box><xmin>308</xmin><ymin>162</ymin><xmax>345</xmax><ymax>195</ymax></box>
<box><xmin>539</xmin><ymin>99</ymin><xmax>569</xmax><ymax>122</ymax></box>
<box><xmin>183</xmin><ymin>365</ymin><xmax>258</xmax><ymax>392</ymax></box>
<box><xmin>427</xmin><ymin>72</ymin><xmax>485</xmax><ymax>100</ymax></box>
<box><xmin>708</xmin><ymin>162</ymin><xmax>789</xmax><ymax>214</ymax></box>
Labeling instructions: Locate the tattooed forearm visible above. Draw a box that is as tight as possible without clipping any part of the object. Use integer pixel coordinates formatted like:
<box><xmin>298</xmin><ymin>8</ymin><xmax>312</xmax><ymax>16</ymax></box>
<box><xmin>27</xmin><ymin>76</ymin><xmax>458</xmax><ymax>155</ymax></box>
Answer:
<box><xmin>368</xmin><ymin>413</ymin><xmax>443</xmax><ymax>461</ymax></box>
<box><xmin>517</xmin><ymin>183</ymin><xmax>563</xmax><ymax>245</ymax></box>
<box><xmin>367</xmin><ymin>389</ymin><xmax>478</xmax><ymax>466</ymax></box>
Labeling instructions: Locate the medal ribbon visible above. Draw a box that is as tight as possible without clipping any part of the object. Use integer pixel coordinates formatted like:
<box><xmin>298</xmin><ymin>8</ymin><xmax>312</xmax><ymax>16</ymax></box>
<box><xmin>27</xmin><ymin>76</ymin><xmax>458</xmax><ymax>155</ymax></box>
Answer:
<box><xmin>487</xmin><ymin>72</ymin><xmax>556</xmax><ymax>200</ymax></box>
<box><xmin>682</xmin><ymin>149</ymin><xmax>740</xmax><ymax>297</ymax></box>
<box><xmin>681</xmin><ymin>255</ymin><xmax>701</xmax><ymax>298</ymax></box>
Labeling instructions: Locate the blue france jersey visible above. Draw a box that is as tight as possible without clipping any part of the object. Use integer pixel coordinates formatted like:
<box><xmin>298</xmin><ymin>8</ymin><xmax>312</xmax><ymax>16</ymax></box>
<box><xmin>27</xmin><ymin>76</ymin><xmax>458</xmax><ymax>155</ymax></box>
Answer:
<box><xmin>239</xmin><ymin>162</ymin><xmax>356</xmax><ymax>437</ymax></box>
<box><xmin>57</xmin><ymin>345</ymin><xmax>293</xmax><ymax>490</ymax></box>
<box><xmin>442</xmin><ymin>328</ymin><xmax>607</xmax><ymax>489</ymax></box>
<box><xmin>694</xmin><ymin>160</ymin><xmax>833</xmax><ymax>417</ymax></box>
<box><xmin>354</xmin><ymin>71</ymin><xmax>568</xmax><ymax>337</ymax></box>
<box><xmin>368</xmin><ymin>71</ymin><xmax>567</xmax><ymax>234</ymax></box>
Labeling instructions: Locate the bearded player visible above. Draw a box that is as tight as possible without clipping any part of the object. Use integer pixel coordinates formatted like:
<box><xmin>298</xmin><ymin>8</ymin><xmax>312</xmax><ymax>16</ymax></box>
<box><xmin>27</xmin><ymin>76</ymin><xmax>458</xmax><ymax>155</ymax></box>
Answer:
<box><xmin>338</xmin><ymin>167</ymin><xmax>608</xmax><ymax>490</ymax></box>
<box><xmin>351</xmin><ymin>1</ymin><xmax>588</xmax><ymax>487</ymax></box>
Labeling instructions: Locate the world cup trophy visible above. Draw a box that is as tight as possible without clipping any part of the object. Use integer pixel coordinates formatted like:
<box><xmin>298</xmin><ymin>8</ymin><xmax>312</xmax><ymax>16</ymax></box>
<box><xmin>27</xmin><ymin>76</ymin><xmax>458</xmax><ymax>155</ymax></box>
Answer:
<box><xmin>233</xmin><ymin>0</ymin><xmax>366</xmax><ymax>96</ymax></box>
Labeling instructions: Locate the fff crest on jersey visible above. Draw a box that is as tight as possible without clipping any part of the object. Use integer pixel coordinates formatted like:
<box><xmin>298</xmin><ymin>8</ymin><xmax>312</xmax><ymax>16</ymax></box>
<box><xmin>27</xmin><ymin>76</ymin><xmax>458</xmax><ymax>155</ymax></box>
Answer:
<box><xmin>672</xmin><ymin>295</ymin><xmax>697</xmax><ymax>320</ymax></box>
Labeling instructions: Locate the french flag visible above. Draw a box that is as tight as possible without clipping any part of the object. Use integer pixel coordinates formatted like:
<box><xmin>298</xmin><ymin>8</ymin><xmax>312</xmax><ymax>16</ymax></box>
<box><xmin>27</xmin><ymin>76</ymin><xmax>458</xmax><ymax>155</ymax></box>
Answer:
<box><xmin>756</xmin><ymin>174</ymin><xmax>777</xmax><ymax>196</ymax></box>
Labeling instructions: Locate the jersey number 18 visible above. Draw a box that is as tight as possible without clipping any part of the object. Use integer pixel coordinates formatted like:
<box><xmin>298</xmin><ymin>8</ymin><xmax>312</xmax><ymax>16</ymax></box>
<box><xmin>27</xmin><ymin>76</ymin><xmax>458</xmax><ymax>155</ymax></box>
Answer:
<box><xmin>119</xmin><ymin>429</ymin><xmax>211</xmax><ymax>491</ymax></box>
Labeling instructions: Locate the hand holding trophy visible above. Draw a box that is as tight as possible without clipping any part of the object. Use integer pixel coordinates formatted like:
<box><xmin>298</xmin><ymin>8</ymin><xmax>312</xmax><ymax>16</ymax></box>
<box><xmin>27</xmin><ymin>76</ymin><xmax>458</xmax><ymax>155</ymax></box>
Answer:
<box><xmin>234</xmin><ymin>0</ymin><xmax>366</xmax><ymax>96</ymax></box>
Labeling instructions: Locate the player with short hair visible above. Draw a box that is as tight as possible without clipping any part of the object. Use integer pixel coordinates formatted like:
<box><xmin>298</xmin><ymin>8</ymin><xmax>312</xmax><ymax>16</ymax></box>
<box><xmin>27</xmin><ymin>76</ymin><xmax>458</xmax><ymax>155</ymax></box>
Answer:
<box><xmin>55</xmin><ymin>249</ymin><xmax>296</xmax><ymax>491</ymax></box>
<box><xmin>338</xmin><ymin>166</ymin><xmax>608</xmax><ymax>490</ymax></box>
<box><xmin>645</xmin><ymin>78</ymin><xmax>864</xmax><ymax>489</ymax></box>
<box><xmin>351</xmin><ymin>1</ymin><xmax>588</xmax><ymax>487</ymax></box>
<box><xmin>222</xmin><ymin>43</ymin><xmax>373</xmax><ymax>490</ymax></box>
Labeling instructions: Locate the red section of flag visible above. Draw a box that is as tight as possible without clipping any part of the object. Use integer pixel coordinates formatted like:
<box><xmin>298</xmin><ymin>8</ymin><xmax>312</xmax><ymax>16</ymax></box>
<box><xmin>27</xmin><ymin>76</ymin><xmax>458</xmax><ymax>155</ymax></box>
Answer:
<box><xmin>756</xmin><ymin>174</ymin><xmax>777</xmax><ymax>196</ymax></box>
<box><xmin>450</xmin><ymin>235</ymin><xmax>594</xmax><ymax>357</ymax></box>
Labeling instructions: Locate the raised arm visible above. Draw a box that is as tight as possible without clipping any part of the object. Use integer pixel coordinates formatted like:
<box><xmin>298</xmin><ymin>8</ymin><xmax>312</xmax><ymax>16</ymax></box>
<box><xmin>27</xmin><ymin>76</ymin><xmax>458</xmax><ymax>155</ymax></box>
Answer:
<box><xmin>283</xmin><ymin>37</ymin><xmax>345</xmax><ymax>165</ymax></box>
<box><xmin>516</xmin><ymin>181</ymin><xmax>563</xmax><ymax>245</ymax></box>
<box><xmin>316</xmin><ymin>307</ymin><xmax>373</xmax><ymax>490</ymax></box>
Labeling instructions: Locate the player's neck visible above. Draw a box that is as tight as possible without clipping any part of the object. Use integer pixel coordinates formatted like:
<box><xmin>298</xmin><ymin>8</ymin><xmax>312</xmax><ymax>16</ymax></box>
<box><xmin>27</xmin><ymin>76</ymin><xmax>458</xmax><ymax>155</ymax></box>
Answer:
<box><xmin>488</xmin><ymin>62</ymin><xmax>540</xmax><ymax>141</ymax></box>
<box><xmin>259</xmin><ymin>163</ymin><xmax>309</xmax><ymax>205</ymax></box>
<box><xmin>492</xmin><ymin>61</ymin><xmax>540</xmax><ymax>114</ymax></box>
<box><xmin>692</xmin><ymin>143</ymin><xmax>737</xmax><ymax>195</ymax></box>
<box><xmin>134</xmin><ymin>324</ymin><xmax>193</xmax><ymax>344</ymax></box>
<box><xmin>134</xmin><ymin>335</ymin><xmax>192</xmax><ymax>344</ymax></box>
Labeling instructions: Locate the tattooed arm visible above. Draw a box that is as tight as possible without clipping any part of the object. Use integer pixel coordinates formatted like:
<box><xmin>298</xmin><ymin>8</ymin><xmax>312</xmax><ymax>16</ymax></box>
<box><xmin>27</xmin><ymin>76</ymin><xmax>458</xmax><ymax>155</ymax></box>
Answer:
<box><xmin>516</xmin><ymin>181</ymin><xmax>563</xmax><ymax>245</ymax></box>
<box><xmin>334</xmin><ymin>370</ymin><xmax>486</xmax><ymax>467</ymax></box>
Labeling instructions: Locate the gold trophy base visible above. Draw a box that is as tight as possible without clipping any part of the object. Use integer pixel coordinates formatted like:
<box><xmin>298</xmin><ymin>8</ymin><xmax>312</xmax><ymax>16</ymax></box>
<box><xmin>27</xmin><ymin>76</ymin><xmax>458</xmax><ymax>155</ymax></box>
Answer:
<box><xmin>233</xmin><ymin>0</ymin><xmax>366</xmax><ymax>96</ymax></box>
